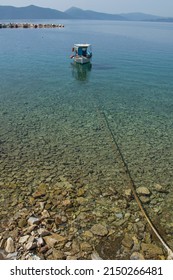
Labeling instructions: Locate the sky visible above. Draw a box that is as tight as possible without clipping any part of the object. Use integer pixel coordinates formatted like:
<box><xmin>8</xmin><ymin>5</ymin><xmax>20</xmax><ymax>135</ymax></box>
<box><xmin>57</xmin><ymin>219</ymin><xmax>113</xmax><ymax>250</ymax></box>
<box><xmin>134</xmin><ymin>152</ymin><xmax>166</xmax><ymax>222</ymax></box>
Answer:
<box><xmin>0</xmin><ymin>0</ymin><xmax>173</xmax><ymax>17</ymax></box>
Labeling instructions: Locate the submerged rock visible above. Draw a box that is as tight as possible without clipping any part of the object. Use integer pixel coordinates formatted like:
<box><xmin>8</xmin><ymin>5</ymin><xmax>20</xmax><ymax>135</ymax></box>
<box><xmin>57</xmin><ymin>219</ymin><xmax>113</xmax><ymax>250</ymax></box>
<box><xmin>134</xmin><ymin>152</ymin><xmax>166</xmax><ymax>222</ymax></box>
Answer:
<box><xmin>90</xmin><ymin>224</ymin><xmax>108</xmax><ymax>236</ymax></box>
<box><xmin>153</xmin><ymin>183</ymin><xmax>168</xmax><ymax>193</ymax></box>
<box><xmin>141</xmin><ymin>243</ymin><xmax>163</xmax><ymax>258</ymax></box>
<box><xmin>122</xmin><ymin>234</ymin><xmax>134</xmax><ymax>249</ymax></box>
<box><xmin>136</xmin><ymin>187</ymin><xmax>151</xmax><ymax>196</ymax></box>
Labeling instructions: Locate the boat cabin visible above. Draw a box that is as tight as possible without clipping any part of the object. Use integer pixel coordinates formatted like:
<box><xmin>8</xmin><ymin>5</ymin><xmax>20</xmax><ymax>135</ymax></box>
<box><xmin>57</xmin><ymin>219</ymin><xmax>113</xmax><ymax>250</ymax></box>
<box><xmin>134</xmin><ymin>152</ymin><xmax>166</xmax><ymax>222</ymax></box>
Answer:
<box><xmin>71</xmin><ymin>44</ymin><xmax>92</xmax><ymax>64</ymax></box>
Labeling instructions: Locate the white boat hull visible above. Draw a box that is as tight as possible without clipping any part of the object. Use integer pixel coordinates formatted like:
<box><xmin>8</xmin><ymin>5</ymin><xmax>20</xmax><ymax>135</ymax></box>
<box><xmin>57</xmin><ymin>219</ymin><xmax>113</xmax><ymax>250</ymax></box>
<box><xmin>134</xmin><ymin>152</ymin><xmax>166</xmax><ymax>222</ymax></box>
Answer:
<box><xmin>74</xmin><ymin>56</ymin><xmax>91</xmax><ymax>64</ymax></box>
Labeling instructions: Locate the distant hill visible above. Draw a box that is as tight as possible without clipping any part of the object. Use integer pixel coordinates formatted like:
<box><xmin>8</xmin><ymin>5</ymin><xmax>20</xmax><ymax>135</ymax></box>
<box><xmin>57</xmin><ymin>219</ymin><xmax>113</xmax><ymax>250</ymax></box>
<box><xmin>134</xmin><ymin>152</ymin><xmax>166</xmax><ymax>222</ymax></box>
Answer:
<box><xmin>65</xmin><ymin>7</ymin><xmax>125</xmax><ymax>20</ymax></box>
<box><xmin>119</xmin><ymin>12</ymin><xmax>163</xmax><ymax>21</ymax></box>
<box><xmin>0</xmin><ymin>5</ymin><xmax>172</xmax><ymax>22</ymax></box>
<box><xmin>65</xmin><ymin>7</ymin><xmax>166</xmax><ymax>21</ymax></box>
<box><xmin>0</xmin><ymin>5</ymin><xmax>70</xmax><ymax>19</ymax></box>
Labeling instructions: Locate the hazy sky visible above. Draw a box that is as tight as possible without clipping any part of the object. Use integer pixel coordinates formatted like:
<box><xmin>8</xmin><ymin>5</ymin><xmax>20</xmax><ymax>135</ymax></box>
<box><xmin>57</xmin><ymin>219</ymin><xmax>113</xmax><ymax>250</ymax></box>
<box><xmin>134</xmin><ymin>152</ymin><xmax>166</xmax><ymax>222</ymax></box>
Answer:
<box><xmin>0</xmin><ymin>0</ymin><xmax>173</xmax><ymax>17</ymax></box>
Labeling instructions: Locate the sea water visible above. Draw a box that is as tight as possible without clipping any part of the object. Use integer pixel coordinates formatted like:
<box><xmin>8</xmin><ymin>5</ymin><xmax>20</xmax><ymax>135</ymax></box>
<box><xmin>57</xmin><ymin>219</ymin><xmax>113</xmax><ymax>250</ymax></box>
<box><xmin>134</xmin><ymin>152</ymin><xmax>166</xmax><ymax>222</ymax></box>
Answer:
<box><xmin>0</xmin><ymin>20</ymin><xmax>173</xmax><ymax>242</ymax></box>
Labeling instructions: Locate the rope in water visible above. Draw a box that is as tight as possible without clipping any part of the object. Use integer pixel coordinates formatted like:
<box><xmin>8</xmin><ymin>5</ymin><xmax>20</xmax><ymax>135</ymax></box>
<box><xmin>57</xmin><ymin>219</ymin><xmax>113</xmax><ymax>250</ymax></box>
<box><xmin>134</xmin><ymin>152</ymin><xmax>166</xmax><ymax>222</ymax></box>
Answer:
<box><xmin>97</xmin><ymin>108</ymin><xmax>173</xmax><ymax>259</ymax></box>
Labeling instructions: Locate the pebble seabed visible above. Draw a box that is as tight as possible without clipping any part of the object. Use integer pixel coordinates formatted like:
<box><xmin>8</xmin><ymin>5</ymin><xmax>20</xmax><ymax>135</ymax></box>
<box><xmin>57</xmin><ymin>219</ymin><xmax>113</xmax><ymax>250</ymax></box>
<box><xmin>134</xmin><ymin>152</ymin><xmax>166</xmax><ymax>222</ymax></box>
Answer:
<box><xmin>0</xmin><ymin>174</ymin><xmax>172</xmax><ymax>260</ymax></box>
<box><xmin>0</xmin><ymin>95</ymin><xmax>173</xmax><ymax>260</ymax></box>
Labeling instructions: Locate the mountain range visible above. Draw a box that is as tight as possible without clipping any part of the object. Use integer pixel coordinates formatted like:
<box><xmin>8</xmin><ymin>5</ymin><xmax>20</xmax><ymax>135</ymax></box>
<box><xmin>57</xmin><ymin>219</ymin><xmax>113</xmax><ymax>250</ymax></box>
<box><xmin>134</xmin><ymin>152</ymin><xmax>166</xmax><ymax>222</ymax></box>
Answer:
<box><xmin>0</xmin><ymin>5</ymin><xmax>173</xmax><ymax>22</ymax></box>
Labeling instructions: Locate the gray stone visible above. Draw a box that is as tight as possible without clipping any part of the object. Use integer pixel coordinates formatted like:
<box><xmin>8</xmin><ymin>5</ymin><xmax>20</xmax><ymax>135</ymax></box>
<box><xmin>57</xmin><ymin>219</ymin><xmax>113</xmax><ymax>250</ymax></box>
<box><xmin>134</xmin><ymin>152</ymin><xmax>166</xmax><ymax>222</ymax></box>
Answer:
<box><xmin>28</xmin><ymin>217</ymin><xmax>40</xmax><ymax>226</ymax></box>
<box><xmin>130</xmin><ymin>252</ymin><xmax>145</xmax><ymax>260</ymax></box>
<box><xmin>36</xmin><ymin>237</ymin><xmax>44</xmax><ymax>247</ymax></box>
<box><xmin>6</xmin><ymin>252</ymin><xmax>18</xmax><ymax>260</ymax></box>
<box><xmin>27</xmin><ymin>253</ymin><xmax>41</xmax><ymax>260</ymax></box>
<box><xmin>115</xmin><ymin>212</ymin><xmax>123</xmax><ymax>219</ymax></box>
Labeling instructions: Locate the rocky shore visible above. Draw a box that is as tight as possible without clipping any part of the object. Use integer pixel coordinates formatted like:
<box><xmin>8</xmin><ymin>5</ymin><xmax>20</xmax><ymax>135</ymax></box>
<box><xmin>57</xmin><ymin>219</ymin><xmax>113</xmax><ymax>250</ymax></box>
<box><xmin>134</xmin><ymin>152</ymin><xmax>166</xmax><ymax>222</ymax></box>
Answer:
<box><xmin>0</xmin><ymin>176</ymin><xmax>170</xmax><ymax>260</ymax></box>
<box><xmin>0</xmin><ymin>23</ymin><xmax>64</xmax><ymax>29</ymax></box>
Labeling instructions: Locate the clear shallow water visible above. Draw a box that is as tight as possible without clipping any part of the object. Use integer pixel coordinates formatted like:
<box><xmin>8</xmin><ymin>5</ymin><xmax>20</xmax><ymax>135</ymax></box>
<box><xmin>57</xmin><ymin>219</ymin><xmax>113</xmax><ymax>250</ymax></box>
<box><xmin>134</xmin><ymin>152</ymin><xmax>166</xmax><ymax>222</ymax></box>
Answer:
<box><xmin>0</xmin><ymin>20</ymin><xmax>173</xmax><ymax>236</ymax></box>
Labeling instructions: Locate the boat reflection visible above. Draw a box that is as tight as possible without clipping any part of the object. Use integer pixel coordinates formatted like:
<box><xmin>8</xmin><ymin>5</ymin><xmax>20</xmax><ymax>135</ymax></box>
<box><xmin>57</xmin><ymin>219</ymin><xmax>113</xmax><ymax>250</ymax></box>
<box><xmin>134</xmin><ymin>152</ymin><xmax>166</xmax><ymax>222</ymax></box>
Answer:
<box><xmin>71</xmin><ymin>62</ymin><xmax>92</xmax><ymax>81</ymax></box>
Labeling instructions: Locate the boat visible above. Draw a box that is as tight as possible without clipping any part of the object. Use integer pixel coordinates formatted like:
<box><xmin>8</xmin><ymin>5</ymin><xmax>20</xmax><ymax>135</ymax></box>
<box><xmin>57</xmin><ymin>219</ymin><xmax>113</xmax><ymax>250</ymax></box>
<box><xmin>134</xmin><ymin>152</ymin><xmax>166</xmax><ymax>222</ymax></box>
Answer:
<box><xmin>70</xmin><ymin>44</ymin><xmax>92</xmax><ymax>64</ymax></box>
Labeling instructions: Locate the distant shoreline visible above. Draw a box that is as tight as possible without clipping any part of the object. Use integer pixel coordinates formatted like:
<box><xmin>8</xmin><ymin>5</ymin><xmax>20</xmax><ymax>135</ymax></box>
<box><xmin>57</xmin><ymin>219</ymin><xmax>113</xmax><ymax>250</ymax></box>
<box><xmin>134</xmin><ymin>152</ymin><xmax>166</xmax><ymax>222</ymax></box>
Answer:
<box><xmin>0</xmin><ymin>23</ymin><xmax>64</xmax><ymax>29</ymax></box>
<box><xmin>0</xmin><ymin>5</ymin><xmax>173</xmax><ymax>22</ymax></box>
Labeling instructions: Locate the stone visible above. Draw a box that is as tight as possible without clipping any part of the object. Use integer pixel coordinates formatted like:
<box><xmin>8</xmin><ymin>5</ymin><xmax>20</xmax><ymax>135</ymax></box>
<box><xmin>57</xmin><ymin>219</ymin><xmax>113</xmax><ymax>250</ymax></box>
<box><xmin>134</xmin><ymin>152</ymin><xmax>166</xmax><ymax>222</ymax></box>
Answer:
<box><xmin>139</xmin><ymin>196</ymin><xmax>150</xmax><ymax>204</ymax></box>
<box><xmin>132</xmin><ymin>236</ymin><xmax>140</xmax><ymax>252</ymax></box>
<box><xmin>122</xmin><ymin>234</ymin><xmax>134</xmax><ymax>249</ymax></box>
<box><xmin>153</xmin><ymin>183</ymin><xmax>167</xmax><ymax>193</ymax></box>
<box><xmin>80</xmin><ymin>242</ymin><xmax>92</xmax><ymax>252</ymax></box>
<box><xmin>32</xmin><ymin>190</ymin><xmax>46</xmax><ymax>198</ymax></box>
<box><xmin>19</xmin><ymin>235</ymin><xmax>30</xmax><ymax>244</ymax></box>
<box><xmin>39</xmin><ymin>245</ymin><xmax>49</xmax><ymax>253</ymax></box>
<box><xmin>90</xmin><ymin>224</ymin><xmax>108</xmax><ymax>236</ymax></box>
<box><xmin>0</xmin><ymin>238</ymin><xmax>6</xmax><ymax>250</ymax></box>
<box><xmin>77</xmin><ymin>188</ymin><xmax>85</xmax><ymax>196</ymax></box>
<box><xmin>115</xmin><ymin>212</ymin><xmax>123</xmax><ymax>219</ymax></box>
<box><xmin>82</xmin><ymin>231</ymin><xmax>93</xmax><ymax>239</ymax></box>
<box><xmin>52</xmin><ymin>249</ymin><xmax>64</xmax><ymax>259</ymax></box>
<box><xmin>18</xmin><ymin>218</ymin><xmax>27</xmax><ymax>228</ymax></box>
<box><xmin>141</xmin><ymin>243</ymin><xmax>163</xmax><ymax>258</ymax></box>
<box><xmin>124</xmin><ymin>188</ymin><xmax>132</xmax><ymax>197</ymax></box>
<box><xmin>76</xmin><ymin>197</ymin><xmax>86</xmax><ymax>205</ymax></box>
<box><xmin>38</xmin><ymin>228</ymin><xmax>50</xmax><ymax>237</ymax></box>
<box><xmin>28</xmin><ymin>217</ymin><xmax>40</xmax><ymax>226</ymax></box>
<box><xmin>28</xmin><ymin>236</ymin><xmax>35</xmax><ymax>243</ymax></box>
<box><xmin>136</xmin><ymin>187</ymin><xmax>150</xmax><ymax>196</ymax></box>
<box><xmin>25</xmin><ymin>225</ymin><xmax>37</xmax><ymax>234</ymax></box>
<box><xmin>62</xmin><ymin>199</ymin><xmax>72</xmax><ymax>207</ymax></box>
<box><xmin>27</xmin><ymin>253</ymin><xmax>41</xmax><ymax>260</ymax></box>
<box><xmin>36</xmin><ymin>237</ymin><xmax>44</xmax><ymax>247</ymax></box>
<box><xmin>71</xmin><ymin>240</ymin><xmax>80</xmax><ymax>254</ymax></box>
<box><xmin>41</xmin><ymin>209</ymin><xmax>50</xmax><ymax>218</ymax></box>
<box><xmin>66</xmin><ymin>256</ymin><xmax>77</xmax><ymax>260</ymax></box>
<box><xmin>6</xmin><ymin>252</ymin><xmax>18</xmax><ymax>260</ymax></box>
<box><xmin>91</xmin><ymin>251</ymin><xmax>103</xmax><ymax>260</ymax></box>
<box><xmin>39</xmin><ymin>202</ymin><xmax>45</xmax><ymax>211</ymax></box>
<box><xmin>130</xmin><ymin>252</ymin><xmax>145</xmax><ymax>260</ymax></box>
<box><xmin>0</xmin><ymin>251</ymin><xmax>6</xmax><ymax>260</ymax></box>
<box><xmin>44</xmin><ymin>234</ymin><xmax>66</xmax><ymax>248</ymax></box>
<box><xmin>5</xmin><ymin>237</ymin><xmax>15</xmax><ymax>253</ymax></box>
<box><xmin>64</xmin><ymin>242</ymin><xmax>72</xmax><ymax>249</ymax></box>
<box><xmin>55</xmin><ymin>216</ymin><xmax>63</xmax><ymax>226</ymax></box>
<box><xmin>45</xmin><ymin>204</ymin><xmax>52</xmax><ymax>210</ymax></box>
<box><xmin>25</xmin><ymin>241</ymin><xmax>37</xmax><ymax>250</ymax></box>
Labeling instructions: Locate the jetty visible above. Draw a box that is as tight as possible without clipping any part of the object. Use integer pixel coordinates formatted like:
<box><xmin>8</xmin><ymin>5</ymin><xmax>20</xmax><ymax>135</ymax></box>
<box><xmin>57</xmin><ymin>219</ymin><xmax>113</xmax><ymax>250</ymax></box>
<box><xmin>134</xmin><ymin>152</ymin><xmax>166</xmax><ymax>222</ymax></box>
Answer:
<box><xmin>0</xmin><ymin>23</ymin><xmax>64</xmax><ymax>29</ymax></box>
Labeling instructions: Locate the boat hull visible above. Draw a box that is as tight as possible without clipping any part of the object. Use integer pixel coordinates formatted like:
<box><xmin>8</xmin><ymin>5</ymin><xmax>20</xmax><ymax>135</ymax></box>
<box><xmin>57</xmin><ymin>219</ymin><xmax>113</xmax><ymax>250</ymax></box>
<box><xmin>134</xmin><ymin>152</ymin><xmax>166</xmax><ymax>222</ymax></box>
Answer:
<box><xmin>73</xmin><ymin>56</ymin><xmax>91</xmax><ymax>64</ymax></box>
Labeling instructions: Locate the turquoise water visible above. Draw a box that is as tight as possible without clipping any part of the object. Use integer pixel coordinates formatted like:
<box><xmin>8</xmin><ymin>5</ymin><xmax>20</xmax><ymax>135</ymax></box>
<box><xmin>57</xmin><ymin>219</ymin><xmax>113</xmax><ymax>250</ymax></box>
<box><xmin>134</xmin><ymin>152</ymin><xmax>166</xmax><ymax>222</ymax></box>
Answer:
<box><xmin>0</xmin><ymin>20</ymin><xmax>173</xmax><ymax>234</ymax></box>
